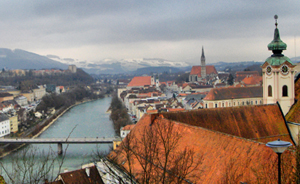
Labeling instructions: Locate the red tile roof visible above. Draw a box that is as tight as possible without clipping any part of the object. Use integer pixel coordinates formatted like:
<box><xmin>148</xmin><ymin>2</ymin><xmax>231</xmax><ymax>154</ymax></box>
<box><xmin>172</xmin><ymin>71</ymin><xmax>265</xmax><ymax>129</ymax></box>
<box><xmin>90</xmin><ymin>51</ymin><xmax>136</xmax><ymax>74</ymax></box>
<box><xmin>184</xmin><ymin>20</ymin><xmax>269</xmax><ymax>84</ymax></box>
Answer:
<box><xmin>190</xmin><ymin>65</ymin><xmax>217</xmax><ymax>77</ymax></box>
<box><xmin>286</xmin><ymin>78</ymin><xmax>300</xmax><ymax>122</ymax></box>
<box><xmin>235</xmin><ymin>71</ymin><xmax>259</xmax><ymax>82</ymax></box>
<box><xmin>109</xmin><ymin>105</ymin><xmax>295</xmax><ymax>183</ymax></box>
<box><xmin>122</xmin><ymin>124</ymin><xmax>135</xmax><ymax>131</ymax></box>
<box><xmin>147</xmin><ymin>109</ymin><xmax>158</xmax><ymax>113</ymax></box>
<box><xmin>127</xmin><ymin>76</ymin><xmax>152</xmax><ymax>87</ymax></box>
<box><xmin>162</xmin><ymin>104</ymin><xmax>293</xmax><ymax>144</ymax></box>
<box><xmin>167</xmin><ymin>108</ymin><xmax>185</xmax><ymax>112</ymax></box>
<box><xmin>242</xmin><ymin>75</ymin><xmax>262</xmax><ymax>85</ymax></box>
<box><xmin>295</xmin><ymin>78</ymin><xmax>300</xmax><ymax>100</ymax></box>
<box><xmin>203</xmin><ymin>86</ymin><xmax>262</xmax><ymax>101</ymax></box>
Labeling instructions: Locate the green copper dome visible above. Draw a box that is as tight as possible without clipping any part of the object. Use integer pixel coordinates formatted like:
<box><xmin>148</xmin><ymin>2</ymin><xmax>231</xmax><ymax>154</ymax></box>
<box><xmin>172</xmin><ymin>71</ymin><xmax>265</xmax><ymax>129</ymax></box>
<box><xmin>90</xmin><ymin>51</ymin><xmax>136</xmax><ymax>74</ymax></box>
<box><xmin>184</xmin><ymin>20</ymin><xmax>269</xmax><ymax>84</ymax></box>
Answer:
<box><xmin>265</xmin><ymin>55</ymin><xmax>293</xmax><ymax>66</ymax></box>
<box><xmin>267</xmin><ymin>28</ymin><xmax>287</xmax><ymax>51</ymax></box>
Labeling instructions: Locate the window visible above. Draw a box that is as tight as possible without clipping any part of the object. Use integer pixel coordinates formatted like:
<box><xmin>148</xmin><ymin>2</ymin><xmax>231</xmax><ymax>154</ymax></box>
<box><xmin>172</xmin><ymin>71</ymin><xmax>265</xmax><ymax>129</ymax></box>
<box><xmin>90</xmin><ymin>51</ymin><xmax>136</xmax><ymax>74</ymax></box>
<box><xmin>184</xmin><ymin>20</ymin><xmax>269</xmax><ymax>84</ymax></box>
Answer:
<box><xmin>215</xmin><ymin>104</ymin><xmax>217</xmax><ymax>108</ymax></box>
<box><xmin>222</xmin><ymin>103</ymin><xmax>224</xmax><ymax>107</ymax></box>
<box><xmin>255</xmin><ymin>100</ymin><xmax>257</xmax><ymax>105</ymax></box>
<box><xmin>282</xmin><ymin>85</ymin><xmax>288</xmax><ymax>97</ymax></box>
<box><xmin>251</xmin><ymin>101</ymin><xmax>253</xmax><ymax>105</ymax></box>
<box><xmin>242</xmin><ymin>101</ymin><xmax>245</xmax><ymax>105</ymax></box>
<box><xmin>268</xmin><ymin>85</ymin><xmax>272</xmax><ymax>97</ymax></box>
<box><xmin>205</xmin><ymin>104</ymin><xmax>207</xmax><ymax>108</ymax></box>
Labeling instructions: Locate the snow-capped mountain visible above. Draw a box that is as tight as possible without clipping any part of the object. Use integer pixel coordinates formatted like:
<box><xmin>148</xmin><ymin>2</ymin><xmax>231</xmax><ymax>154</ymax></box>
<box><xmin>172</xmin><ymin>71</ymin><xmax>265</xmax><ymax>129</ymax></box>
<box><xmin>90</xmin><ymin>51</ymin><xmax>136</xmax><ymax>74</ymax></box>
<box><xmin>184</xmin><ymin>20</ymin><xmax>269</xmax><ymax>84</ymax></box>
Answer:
<box><xmin>46</xmin><ymin>55</ymin><xmax>189</xmax><ymax>74</ymax></box>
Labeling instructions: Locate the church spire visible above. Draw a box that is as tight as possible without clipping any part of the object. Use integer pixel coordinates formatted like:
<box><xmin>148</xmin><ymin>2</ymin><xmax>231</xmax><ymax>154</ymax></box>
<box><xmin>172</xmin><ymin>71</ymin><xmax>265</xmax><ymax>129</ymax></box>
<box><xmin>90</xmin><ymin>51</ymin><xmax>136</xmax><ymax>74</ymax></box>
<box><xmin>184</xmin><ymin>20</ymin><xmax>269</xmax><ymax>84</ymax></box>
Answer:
<box><xmin>201</xmin><ymin>46</ymin><xmax>206</xmax><ymax>78</ymax></box>
<box><xmin>201</xmin><ymin>46</ymin><xmax>205</xmax><ymax>59</ymax></box>
<box><xmin>267</xmin><ymin>15</ymin><xmax>287</xmax><ymax>56</ymax></box>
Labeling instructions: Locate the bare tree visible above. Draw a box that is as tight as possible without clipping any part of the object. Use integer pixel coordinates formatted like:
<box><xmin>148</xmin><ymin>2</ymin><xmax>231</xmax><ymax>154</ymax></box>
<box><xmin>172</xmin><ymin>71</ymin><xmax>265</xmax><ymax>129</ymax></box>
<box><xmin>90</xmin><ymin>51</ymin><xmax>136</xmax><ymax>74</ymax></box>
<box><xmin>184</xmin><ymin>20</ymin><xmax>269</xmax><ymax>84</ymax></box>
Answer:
<box><xmin>0</xmin><ymin>146</ymin><xmax>57</xmax><ymax>184</ymax></box>
<box><xmin>111</xmin><ymin>120</ymin><xmax>202</xmax><ymax>184</ymax></box>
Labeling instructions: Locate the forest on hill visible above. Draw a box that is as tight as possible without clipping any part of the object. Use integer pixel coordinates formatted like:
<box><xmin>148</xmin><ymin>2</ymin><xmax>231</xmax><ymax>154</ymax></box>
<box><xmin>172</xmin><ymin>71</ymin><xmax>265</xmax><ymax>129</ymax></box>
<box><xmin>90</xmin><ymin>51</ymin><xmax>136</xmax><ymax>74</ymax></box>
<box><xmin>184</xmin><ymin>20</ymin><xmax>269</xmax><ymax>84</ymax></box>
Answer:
<box><xmin>0</xmin><ymin>68</ymin><xmax>94</xmax><ymax>87</ymax></box>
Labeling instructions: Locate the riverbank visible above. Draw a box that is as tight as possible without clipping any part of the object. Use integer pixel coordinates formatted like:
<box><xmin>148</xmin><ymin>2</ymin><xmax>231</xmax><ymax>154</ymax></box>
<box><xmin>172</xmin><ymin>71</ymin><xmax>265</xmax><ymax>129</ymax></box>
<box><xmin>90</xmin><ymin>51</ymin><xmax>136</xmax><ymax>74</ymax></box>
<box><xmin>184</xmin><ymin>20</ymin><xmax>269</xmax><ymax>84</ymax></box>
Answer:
<box><xmin>0</xmin><ymin>98</ymin><xmax>98</xmax><ymax>158</ymax></box>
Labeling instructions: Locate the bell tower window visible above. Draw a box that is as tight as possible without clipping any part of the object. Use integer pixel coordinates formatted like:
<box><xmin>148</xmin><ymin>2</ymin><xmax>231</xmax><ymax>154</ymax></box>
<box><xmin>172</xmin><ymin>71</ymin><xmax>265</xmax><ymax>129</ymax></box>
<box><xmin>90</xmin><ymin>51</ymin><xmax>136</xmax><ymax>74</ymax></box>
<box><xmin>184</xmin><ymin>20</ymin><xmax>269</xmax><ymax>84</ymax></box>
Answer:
<box><xmin>282</xmin><ymin>85</ymin><xmax>288</xmax><ymax>97</ymax></box>
<box><xmin>268</xmin><ymin>85</ymin><xmax>272</xmax><ymax>97</ymax></box>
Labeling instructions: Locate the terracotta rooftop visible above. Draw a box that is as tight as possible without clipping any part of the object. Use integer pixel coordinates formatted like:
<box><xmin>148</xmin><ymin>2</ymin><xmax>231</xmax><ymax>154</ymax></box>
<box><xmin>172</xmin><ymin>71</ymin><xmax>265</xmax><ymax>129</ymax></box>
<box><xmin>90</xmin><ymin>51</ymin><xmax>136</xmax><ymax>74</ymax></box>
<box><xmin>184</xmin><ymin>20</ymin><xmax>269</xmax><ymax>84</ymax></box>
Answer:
<box><xmin>122</xmin><ymin>124</ymin><xmax>135</xmax><ymax>131</ymax></box>
<box><xmin>110</xmin><ymin>105</ymin><xmax>295</xmax><ymax>183</ymax></box>
<box><xmin>287</xmin><ymin>78</ymin><xmax>300</xmax><ymax>122</ymax></box>
<box><xmin>242</xmin><ymin>75</ymin><xmax>262</xmax><ymax>85</ymax></box>
<box><xmin>235</xmin><ymin>71</ymin><xmax>259</xmax><ymax>82</ymax></box>
<box><xmin>162</xmin><ymin>104</ymin><xmax>293</xmax><ymax>144</ymax></box>
<box><xmin>203</xmin><ymin>86</ymin><xmax>262</xmax><ymax>101</ymax></box>
<box><xmin>127</xmin><ymin>76</ymin><xmax>152</xmax><ymax>87</ymax></box>
<box><xmin>295</xmin><ymin>77</ymin><xmax>300</xmax><ymax>100</ymax></box>
<box><xmin>190</xmin><ymin>65</ymin><xmax>217</xmax><ymax>77</ymax></box>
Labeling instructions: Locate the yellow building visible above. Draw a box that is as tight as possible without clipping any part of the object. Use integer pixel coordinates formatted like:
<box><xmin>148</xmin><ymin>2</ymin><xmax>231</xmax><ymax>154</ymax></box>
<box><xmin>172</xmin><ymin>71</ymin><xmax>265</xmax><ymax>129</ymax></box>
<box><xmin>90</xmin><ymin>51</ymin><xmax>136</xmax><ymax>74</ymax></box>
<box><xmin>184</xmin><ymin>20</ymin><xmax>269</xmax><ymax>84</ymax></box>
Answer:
<box><xmin>9</xmin><ymin>115</ymin><xmax>18</xmax><ymax>133</ymax></box>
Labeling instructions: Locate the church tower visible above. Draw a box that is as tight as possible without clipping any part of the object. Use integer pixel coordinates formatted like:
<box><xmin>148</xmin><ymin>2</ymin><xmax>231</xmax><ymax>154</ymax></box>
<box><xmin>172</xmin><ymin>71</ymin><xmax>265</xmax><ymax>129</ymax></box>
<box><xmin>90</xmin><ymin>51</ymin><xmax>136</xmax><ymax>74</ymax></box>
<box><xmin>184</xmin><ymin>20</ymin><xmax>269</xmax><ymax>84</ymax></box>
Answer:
<box><xmin>201</xmin><ymin>46</ymin><xmax>206</xmax><ymax>78</ymax></box>
<box><xmin>262</xmin><ymin>15</ymin><xmax>296</xmax><ymax>115</ymax></box>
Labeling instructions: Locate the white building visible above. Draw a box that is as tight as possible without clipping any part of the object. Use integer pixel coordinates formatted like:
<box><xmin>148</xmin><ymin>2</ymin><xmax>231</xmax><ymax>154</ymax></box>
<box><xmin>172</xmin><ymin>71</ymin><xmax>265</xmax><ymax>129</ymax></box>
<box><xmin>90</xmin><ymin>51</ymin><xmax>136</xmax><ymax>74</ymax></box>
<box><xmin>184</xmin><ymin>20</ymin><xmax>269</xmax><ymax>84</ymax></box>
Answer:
<box><xmin>120</xmin><ymin>124</ymin><xmax>135</xmax><ymax>139</ymax></box>
<box><xmin>0</xmin><ymin>113</ymin><xmax>10</xmax><ymax>137</ymax></box>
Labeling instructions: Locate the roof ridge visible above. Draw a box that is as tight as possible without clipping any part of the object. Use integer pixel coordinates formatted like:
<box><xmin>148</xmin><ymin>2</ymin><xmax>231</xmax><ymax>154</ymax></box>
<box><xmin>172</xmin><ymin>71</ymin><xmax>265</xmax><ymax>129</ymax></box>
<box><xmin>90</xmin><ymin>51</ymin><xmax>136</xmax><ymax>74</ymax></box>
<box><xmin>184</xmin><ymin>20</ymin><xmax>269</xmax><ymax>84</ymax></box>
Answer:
<box><xmin>156</xmin><ymin>115</ymin><xmax>269</xmax><ymax>145</ymax></box>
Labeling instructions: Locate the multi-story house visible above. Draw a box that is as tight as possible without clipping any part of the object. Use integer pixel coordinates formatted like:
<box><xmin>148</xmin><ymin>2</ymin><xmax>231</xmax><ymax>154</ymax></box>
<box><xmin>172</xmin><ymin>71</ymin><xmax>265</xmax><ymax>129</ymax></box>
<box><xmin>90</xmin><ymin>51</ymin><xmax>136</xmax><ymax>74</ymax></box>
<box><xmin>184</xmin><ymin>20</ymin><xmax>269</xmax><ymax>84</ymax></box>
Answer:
<box><xmin>9</xmin><ymin>115</ymin><xmax>18</xmax><ymax>133</ymax></box>
<box><xmin>33</xmin><ymin>85</ymin><xmax>46</xmax><ymax>101</ymax></box>
<box><xmin>0</xmin><ymin>113</ymin><xmax>10</xmax><ymax>137</ymax></box>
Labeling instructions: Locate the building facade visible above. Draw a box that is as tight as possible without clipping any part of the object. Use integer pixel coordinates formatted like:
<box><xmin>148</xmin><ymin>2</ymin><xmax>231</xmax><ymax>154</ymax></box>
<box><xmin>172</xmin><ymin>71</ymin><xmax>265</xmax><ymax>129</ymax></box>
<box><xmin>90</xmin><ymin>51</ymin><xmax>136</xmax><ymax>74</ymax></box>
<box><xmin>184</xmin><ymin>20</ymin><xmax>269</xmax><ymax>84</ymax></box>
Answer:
<box><xmin>0</xmin><ymin>114</ymin><xmax>10</xmax><ymax>137</ymax></box>
<box><xmin>203</xmin><ymin>86</ymin><xmax>263</xmax><ymax>108</ymax></box>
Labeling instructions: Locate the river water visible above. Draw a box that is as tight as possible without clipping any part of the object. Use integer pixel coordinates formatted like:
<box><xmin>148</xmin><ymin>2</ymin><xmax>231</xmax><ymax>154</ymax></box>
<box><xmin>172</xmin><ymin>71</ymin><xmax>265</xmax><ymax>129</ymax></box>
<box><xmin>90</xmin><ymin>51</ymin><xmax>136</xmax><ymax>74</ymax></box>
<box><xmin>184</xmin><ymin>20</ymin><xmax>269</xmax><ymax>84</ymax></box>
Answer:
<box><xmin>0</xmin><ymin>97</ymin><xmax>115</xmax><ymax>181</ymax></box>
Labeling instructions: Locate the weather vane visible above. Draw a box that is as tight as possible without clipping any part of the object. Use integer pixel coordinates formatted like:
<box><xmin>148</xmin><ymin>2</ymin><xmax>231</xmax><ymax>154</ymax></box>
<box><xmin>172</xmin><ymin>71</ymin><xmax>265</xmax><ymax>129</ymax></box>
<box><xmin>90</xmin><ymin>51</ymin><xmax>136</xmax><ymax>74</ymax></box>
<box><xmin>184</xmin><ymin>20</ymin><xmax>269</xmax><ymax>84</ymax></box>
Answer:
<box><xmin>274</xmin><ymin>15</ymin><xmax>278</xmax><ymax>28</ymax></box>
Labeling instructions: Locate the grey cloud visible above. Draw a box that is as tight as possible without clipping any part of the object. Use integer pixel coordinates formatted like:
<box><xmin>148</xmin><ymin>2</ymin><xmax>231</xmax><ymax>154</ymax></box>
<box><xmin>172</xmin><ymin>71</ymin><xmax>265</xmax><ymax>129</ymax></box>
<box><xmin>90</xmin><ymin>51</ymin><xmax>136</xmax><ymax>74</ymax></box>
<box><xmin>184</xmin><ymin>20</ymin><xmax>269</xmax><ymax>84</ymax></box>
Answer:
<box><xmin>0</xmin><ymin>0</ymin><xmax>299</xmax><ymax>63</ymax></box>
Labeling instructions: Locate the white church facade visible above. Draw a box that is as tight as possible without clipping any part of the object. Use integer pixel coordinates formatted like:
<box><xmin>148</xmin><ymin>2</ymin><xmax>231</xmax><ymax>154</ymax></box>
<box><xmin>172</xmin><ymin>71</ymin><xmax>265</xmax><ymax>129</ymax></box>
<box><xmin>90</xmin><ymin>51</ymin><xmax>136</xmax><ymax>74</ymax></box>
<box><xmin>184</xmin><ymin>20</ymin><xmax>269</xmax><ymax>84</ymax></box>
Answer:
<box><xmin>261</xmin><ymin>15</ymin><xmax>296</xmax><ymax>115</ymax></box>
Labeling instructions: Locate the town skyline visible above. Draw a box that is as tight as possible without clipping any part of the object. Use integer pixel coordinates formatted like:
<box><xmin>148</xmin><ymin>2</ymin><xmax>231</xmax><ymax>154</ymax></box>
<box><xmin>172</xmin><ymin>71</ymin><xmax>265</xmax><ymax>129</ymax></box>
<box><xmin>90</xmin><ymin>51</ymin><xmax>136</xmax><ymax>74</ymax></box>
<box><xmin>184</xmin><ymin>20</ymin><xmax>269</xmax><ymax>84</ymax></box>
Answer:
<box><xmin>0</xmin><ymin>1</ymin><xmax>300</xmax><ymax>65</ymax></box>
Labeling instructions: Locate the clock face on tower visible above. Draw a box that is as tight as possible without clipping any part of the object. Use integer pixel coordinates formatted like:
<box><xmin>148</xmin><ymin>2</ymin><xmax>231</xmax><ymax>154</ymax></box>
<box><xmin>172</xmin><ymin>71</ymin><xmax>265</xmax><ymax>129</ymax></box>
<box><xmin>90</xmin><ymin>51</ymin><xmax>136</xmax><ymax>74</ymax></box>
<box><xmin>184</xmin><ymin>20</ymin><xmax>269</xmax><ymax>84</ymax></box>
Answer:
<box><xmin>281</xmin><ymin>65</ymin><xmax>289</xmax><ymax>75</ymax></box>
<box><xmin>266</xmin><ymin>66</ymin><xmax>272</xmax><ymax>75</ymax></box>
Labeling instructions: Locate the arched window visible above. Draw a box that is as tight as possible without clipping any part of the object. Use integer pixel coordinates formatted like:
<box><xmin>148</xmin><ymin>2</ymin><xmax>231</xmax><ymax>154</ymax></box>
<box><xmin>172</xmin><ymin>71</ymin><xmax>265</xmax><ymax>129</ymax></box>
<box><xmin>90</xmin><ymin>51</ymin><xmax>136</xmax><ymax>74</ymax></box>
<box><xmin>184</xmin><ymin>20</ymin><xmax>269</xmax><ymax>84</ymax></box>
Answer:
<box><xmin>282</xmin><ymin>85</ymin><xmax>288</xmax><ymax>97</ymax></box>
<box><xmin>268</xmin><ymin>85</ymin><xmax>272</xmax><ymax>97</ymax></box>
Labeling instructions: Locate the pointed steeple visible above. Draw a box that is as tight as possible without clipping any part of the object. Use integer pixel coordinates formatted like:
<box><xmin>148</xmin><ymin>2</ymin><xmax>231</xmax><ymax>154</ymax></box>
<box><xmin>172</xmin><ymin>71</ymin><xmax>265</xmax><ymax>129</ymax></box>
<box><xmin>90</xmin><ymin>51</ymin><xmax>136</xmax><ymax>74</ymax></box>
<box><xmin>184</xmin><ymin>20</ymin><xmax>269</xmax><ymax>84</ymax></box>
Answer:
<box><xmin>201</xmin><ymin>46</ymin><xmax>206</xmax><ymax>78</ymax></box>
<box><xmin>267</xmin><ymin>15</ymin><xmax>287</xmax><ymax>56</ymax></box>
<box><xmin>201</xmin><ymin>46</ymin><xmax>205</xmax><ymax>59</ymax></box>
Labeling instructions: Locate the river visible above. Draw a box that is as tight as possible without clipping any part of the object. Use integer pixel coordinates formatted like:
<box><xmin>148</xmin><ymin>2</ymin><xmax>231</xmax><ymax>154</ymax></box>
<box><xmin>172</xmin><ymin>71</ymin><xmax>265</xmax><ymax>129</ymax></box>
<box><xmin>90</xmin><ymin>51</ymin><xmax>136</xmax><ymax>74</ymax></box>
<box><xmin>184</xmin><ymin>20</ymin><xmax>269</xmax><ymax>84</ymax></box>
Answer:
<box><xmin>0</xmin><ymin>97</ymin><xmax>115</xmax><ymax>182</ymax></box>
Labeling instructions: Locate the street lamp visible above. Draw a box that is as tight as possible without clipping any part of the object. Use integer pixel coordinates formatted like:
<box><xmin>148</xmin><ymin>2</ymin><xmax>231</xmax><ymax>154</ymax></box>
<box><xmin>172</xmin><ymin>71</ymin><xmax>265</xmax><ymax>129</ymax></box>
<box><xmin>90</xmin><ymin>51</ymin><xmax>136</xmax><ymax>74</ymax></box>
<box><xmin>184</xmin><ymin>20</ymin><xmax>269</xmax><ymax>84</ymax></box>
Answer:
<box><xmin>266</xmin><ymin>139</ymin><xmax>292</xmax><ymax>184</ymax></box>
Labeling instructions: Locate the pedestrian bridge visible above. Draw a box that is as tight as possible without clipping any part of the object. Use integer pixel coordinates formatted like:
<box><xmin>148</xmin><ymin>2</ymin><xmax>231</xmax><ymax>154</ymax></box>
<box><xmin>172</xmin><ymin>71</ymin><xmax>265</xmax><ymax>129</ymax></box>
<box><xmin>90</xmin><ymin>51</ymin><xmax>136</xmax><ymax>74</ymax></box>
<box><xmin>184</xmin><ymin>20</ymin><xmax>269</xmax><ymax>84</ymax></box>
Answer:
<box><xmin>0</xmin><ymin>137</ymin><xmax>119</xmax><ymax>155</ymax></box>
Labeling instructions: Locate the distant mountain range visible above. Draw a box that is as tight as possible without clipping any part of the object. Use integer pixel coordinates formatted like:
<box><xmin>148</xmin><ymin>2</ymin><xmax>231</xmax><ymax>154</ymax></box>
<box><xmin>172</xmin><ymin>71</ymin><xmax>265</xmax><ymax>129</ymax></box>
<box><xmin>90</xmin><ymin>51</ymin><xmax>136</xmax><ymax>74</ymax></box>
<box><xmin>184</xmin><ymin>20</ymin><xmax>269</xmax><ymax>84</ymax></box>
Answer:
<box><xmin>1</xmin><ymin>48</ymin><xmax>298</xmax><ymax>75</ymax></box>
<box><xmin>47</xmin><ymin>56</ymin><xmax>190</xmax><ymax>74</ymax></box>
<box><xmin>0</xmin><ymin>48</ymin><xmax>68</xmax><ymax>70</ymax></box>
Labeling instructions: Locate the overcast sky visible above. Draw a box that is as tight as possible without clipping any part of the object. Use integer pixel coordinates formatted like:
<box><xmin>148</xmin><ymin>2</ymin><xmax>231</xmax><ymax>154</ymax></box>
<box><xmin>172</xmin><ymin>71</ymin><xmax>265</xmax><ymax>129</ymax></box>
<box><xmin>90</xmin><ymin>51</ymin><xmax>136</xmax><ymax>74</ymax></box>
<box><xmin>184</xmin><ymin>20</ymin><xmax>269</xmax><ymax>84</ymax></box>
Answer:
<box><xmin>0</xmin><ymin>0</ymin><xmax>299</xmax><ymax>65</ymax></box>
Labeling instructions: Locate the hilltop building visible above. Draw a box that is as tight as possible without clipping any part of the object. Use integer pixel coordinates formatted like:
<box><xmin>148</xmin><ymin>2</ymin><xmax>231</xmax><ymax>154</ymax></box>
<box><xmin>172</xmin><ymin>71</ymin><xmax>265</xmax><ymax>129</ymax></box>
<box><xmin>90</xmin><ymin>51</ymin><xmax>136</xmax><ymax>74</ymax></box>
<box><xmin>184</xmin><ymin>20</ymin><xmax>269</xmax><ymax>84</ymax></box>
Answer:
<box><xmin>68</xmin><ymin>64</ymin><xmax>77</xmax><ymax>73</ymax></box>
<box><xmin>189</xmin><ymin>47</ymin><xmax>218</xmax><ymax>82</ymax></box>
<box><xmin>261</xmin><ymin>17</ymin><xmax>296</xmax><ymax>115</ymax></box>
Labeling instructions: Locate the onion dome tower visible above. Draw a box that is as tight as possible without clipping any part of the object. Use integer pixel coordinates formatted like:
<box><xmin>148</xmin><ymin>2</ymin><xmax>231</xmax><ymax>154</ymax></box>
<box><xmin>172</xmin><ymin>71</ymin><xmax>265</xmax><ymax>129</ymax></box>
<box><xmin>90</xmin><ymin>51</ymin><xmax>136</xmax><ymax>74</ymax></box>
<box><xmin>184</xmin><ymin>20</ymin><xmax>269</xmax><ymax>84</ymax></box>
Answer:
<box><xmin>261</xmin><ymin>15</ymin><xmax>296</xmax><ymax>115</ymax></box>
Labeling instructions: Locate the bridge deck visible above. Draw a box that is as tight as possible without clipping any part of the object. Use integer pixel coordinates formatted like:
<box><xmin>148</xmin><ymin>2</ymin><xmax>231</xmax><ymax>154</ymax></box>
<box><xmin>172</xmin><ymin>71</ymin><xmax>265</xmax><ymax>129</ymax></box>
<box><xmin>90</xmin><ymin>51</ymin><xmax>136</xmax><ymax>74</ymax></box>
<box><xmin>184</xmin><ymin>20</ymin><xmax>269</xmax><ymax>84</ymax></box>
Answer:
<box><xmin>0</xmin><ymin>138</ymin><xmax>117</xmax><ymax>144</ymax></box>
